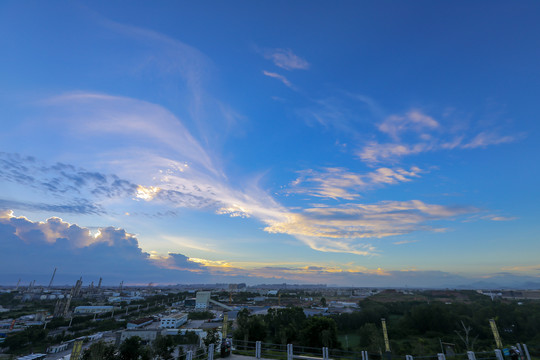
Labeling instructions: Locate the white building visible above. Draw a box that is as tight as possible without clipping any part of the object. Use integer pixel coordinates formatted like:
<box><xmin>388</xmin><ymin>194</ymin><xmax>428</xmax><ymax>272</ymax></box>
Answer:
<box><xmin>47</xmin><ymin>343</ymin><xmax>69</xmax><ymax>353</ymax></box>
<box><xmin>74</xmin><ymin>306</ymin><xmax>116</xmax><ymax>314</ymax></box>
<box><xmin>195</xmin><ymin>291</ymin><xmax>210</xmax><ymax>309</ymax></box>
<box><xmin>160</xmin><ymin>312</ymin><xmax>188</xmax><ymax>329</ymax></box>
<box><xmin>120</xmin><ymin>329</ymin><xmax>160</xmax><ymax>342</ymax></box>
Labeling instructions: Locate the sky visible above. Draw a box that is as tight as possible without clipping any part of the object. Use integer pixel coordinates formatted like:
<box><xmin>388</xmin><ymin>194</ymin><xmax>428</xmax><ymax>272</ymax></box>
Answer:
<box><xmin>0</xmin><ymin>1</ymin><xmax>539</xmax><ymax>288</ymax></box>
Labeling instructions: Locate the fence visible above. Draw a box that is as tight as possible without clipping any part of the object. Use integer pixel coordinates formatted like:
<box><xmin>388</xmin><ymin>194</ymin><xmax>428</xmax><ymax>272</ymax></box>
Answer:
<box><xmin>230</xmin><ymin>339</ymin><xmax>534</xmax><ymax>360</ymax></box>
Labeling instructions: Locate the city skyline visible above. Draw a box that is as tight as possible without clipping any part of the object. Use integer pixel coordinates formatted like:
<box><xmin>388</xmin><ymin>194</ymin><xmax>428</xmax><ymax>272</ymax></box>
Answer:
<box><xmin>1</xmin><ymin>1</ymin><xmax>539</xmax><ymax>287</ymax></box>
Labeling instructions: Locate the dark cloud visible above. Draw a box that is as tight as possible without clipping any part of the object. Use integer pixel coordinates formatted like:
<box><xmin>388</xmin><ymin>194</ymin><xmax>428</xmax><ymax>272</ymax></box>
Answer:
<box><xmin>156</xmin><ymin>189</ymin><xmax>218</xmax><ymax>209</ymax></box>
<box><xmin>0</xmin><ymin>152</ymin><xmax>138</xmax><ymax>199</ymax></box>
<box><xmin>0</xmin><ymin>198</ymin><xmax>104</xmax><ymax>215</ymax></box>
<box><xmin>0</xmin><ymin>211</ymin><xmax>211</xmax><ymax>284</ymax></box>
<box><xmin>0</xmin><ymin>152</ymin><xmax>224</xmax><ymax>216</ymax></box>
<box><xmin>162</xmin><ymin>253</ymin><xmax>207</xmax><ymax>271</ymax></box>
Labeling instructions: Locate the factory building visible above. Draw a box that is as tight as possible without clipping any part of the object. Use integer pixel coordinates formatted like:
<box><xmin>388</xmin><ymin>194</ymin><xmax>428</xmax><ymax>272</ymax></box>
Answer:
<box><xmin>74</xmin><ymin>306</ymin><xmax>115</xmax><ymax>314</ymax></box>
<box><xmin>195</xmin><ymin>291</ymin><xmax>210</xmax><ymax>309</ymax></box>
<box><xmin>127</xmin><ymin>317</ymin><xmax>153</xmax><ymax>329</ymax></box>
<box><xmin>159</xmin><ymin>313</ymin><xmax>188</xmax><ymax>329</ymax></box>
<box><xmin>47</xmin><ymin>343</ymin><xmax>69</xmax><ymax>353</ymax></box>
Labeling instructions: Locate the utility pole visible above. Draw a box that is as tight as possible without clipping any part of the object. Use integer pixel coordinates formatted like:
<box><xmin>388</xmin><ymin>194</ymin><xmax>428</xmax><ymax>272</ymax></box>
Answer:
<box><xmin>489</xmin><ymin>319</ymin><xmax>503</xmax><ymax>349</ymax></box>
<box><xmin>48</xmin><ymin>268</ymin><xmax>57</xmax><ymax>289</ymax></box>
<box><xmin>381</xmin><ymin>318</ymin><xmax>391</xmax><ymax>353</ymax></box>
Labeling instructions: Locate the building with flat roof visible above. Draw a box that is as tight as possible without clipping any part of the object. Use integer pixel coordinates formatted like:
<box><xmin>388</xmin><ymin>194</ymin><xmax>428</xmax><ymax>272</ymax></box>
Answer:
<box><xmin>127</xmin><ymin>317</ymin><xmax>153</xmax><ymax>329</ymax></box>
<box><xmin>195</xmin><ymin>291</ymin><xmax>210</xmax><ymax>309</ymax></box>
<box><xmin>120</xmin><ymin>329</ymin><xmax>160</xmax><ymax>343</ymax></box>
<box><xmin>16</xmin><ymin>354</ymin><xmax>47</xmax><ymax>360</ymax></box>
<box><xmin>160</xmin><ymin>312</ymin><xmax>188</xmax><ymax>329</ymax></box>
<box><xmin>47</xmin><ymin>343</ymin><xmax>69</xmax><ymax>353</ymax></box>
<box><xmin>74</xmin><ymin>305</ymin><xmax>115</xmax><ymax>314</ymax></box>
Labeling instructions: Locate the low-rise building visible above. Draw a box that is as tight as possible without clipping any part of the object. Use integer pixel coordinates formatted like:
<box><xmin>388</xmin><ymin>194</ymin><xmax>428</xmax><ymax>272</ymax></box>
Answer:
<box><xmin>16</xmin><ymin>354</ymin><xmax>47</xmax><ymax>360</ymax></box>
<box><xmin>127</xmin><ymin>317</ymin><xmax>153</xmax><ymax>329</ymax></box>
<box><xmin>47</xmin><ymin>343</ymin><xmax>69</xmax><ymax>353</ymax></box>
<box><xmin>119</xmin><ymin>329</ymin><xmax>160</xmax><ymax>343</ymax></box>
<box><xmin>74</xmin><ymin>305</ymin><xmax>115</xmax><ymax>314</ymax></box>
<box><xmin>195</xmin><ymin>291</ymin><xmax>210</xmax><ymax>309</ymax></box>
<box><xmin>160</xmin><ymin>312</ymin><xmax>188</xmax><ymax>329</ymax></box>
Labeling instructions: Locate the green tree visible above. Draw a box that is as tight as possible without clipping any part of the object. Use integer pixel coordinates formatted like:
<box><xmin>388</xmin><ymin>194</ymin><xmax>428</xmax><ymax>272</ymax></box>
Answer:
<box><xmin>119</xmin><ymin>336</ymin><xmax>152</xmax><ymax>360</ymax></box>
<box><xmin>234</xmin><ymin>309</ymin><xmax>267</xmax><ymax>341</ymax></box>
<box><xmin>300</xmin><ymin>316</ymin><xmax>339</xmax><ymax>348</ymax></box>
<box><xmin>2</xmin><ymin>326</ymin><xmax>48</xmax><ymax>352</ymax></box>
<box><xmin>320</xmin><ymin>297</ymin><xmax>327</xmax><ymax>307</ymax></box>
<box><xmin>203</xmin><ymin>328</ymin><xmax>221</xmax><ymax>349</ymax></box>
<box><xmin>234</xmin><ymin>313</ymin><xmax>267</xmax><ymax>343</ymax></box>
<box><xmin>153</xmin><ymin>335</ymin><xmax>175</xmax><ymax>360</ymax></box>
<box><xmin>358</xmin><ymin>323</ymin><xmax>384</xmax><ymax>353</ymax></box>
<box><xmin>265</xmin><ymin>307</ymin><xmax>306</xmax><ymax>344</ymax></box>
<box><xmin>81</xmin><ymin>341</ymin><xmax>117</xmax><ymax>360</ymax></box>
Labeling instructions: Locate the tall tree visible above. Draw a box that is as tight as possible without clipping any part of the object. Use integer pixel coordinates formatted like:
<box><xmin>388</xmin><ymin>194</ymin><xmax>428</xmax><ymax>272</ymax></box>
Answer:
<box><xmin>119</xmin><ymin>336</ymin><xmax>152</xmax><ymax>360</ymax></box>
<box><xmin>81</xmin><ymin>341</ymin><xmax>117</xmax><ymax>360</ymax></box>
<box><xmin>154</xmin><ymin>335</ymin><xmax>175</xmax><ymax>360</ymax></box>
<box><xmin>300</xmin><ymin>316</ymin><xmax>339</xmax><ymax>348</ymax></box>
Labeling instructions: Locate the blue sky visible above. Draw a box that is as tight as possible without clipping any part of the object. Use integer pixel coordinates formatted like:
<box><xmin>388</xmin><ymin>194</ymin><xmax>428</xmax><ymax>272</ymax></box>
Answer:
<box><xmin>1</xmin><ymin>1</ymin><xmax>539</xmax><ymax>287</ymax></box>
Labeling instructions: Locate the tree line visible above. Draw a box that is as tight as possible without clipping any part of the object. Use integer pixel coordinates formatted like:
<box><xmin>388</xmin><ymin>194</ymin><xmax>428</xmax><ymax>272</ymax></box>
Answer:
<box><xmin>233</xmin><ymin>296</ymin><xmax>540</xmax><ymax>356</ymax></box>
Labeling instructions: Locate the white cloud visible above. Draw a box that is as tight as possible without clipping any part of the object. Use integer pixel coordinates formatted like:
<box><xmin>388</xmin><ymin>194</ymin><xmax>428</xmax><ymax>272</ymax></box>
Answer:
<box><xmin>488</xmin><ymin>215</ymin><xmax>517</xmax><ymax>221</ymax></box>
<box><xmin>44</xmin><ymin>92</ymin><xmax>217</xmax><ymax>176</ymax></box>
<box><xmin>378</xmin><ymin>110</ymin><xmax>439</xmax><ymax>141</ymax></box>
<box><xmin>288</xmin><ymin>166</ymin><xmax>422</xmax><ymax>200</ymax></box>
<box><xmin>0</xmin><ymin>210</ymin><xmax>210</xmax><ymax>283</ymax></box>
<box><xmin>461</xmin><ymin>132</ymin><xmax>519</xmax><ymax>149</ymax></box>
<box><xmin>358</xmin><ymin>110</ymin><xmax>521</xmax><ymax>165</ymax></box>
<box><xmin>358</xmin><ymin>142</ymin><xmax>431</xmax><ymax>164</ymax></box>
<box><xmin>264</xmin><ymin>48</ymin><xmax>310</xmax><ymax>70</ymax></box>
<box><xmin>263</xmin><ymin>70</ymin><xmax>295</xmax><ymax>89</ymax></box>
<box><xmin>264</xmin><ymin>200</ymin><xmax>477</xmax><ymax>255</ymax></box>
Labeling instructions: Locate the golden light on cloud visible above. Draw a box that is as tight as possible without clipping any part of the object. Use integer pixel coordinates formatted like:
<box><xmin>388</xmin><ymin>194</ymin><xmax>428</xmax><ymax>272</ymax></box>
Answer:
<box><xmin>135</xmin><ymin>185</ymin><xmax>161</xmax><ymax>201</ymax></box>
<box><xmin>189</xmin><ymin>257</ymin><xmax>233</xmax><ymax>268</ymax></box>
<box><xmin>500</xmin><ymin>264</ymin><xmax>540</xmax><ymax>273</ymax></box>
<box><xmin>216</xmin><ymin>205</ymin><xmax>250</xmax><ymax>218</ymax></box>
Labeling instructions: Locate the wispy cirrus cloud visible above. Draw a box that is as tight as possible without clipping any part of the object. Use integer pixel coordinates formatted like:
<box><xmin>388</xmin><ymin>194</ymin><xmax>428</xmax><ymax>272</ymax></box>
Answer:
<box><xmin>263</xmin><ymin>200</ymin><xmax>477</xmax><ymax>255</ymax></box>
<box><xmin>288</xmin><ymin>166</ymin><xmax>422</xmax><ymax>200</ymax></box>
<box><xmin>489</xmin><ymin>216</ymin><xmax>517</xmax><ymax>221</ymax></box>
<box><xmin>35</xmin><ymin>92</ymin><xmax>291</xmax><ymax>227</ymax></box>
<box><xmin>263</xmin><ymin>70</ymin><xmax>295</xmax><ymax>89</ymax></box>
<box><xmin>378</xmin><ymin>110</ymin><xmax>440</xmax><ymax>141</ymax></box>
<box><xmin>461</xmin><ymin>132</ymin><xmax>519</xmax><ymax>149</ymax></box>
<box><xmin>358</xmin><ymin>109</ymin><xmax>523</xmax><ymax>165</ymax></box>
<box><xmin>22</xmin><ymin>92</ymin><xmax>480</xmax><ymax>258</ymax></box>
<box><xmin>263</xmin><ymin>48</ymin><xmax>310</xmax><ymax>70</ymax></box>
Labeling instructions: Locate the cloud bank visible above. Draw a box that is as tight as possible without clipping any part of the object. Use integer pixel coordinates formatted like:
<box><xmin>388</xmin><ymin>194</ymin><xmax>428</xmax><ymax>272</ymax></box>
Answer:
<box><xmin>0</xmin><ymin>210</ymin><xmax>210</xmax><ymax>284</ymax></box>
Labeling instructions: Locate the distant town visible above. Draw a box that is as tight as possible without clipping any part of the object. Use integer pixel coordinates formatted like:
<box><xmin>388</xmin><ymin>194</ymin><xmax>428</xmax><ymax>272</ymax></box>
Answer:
<box><xmin>1</xmin><ymin>273</ymin><xmax>539</xmax><ymax>360</ymax></box>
